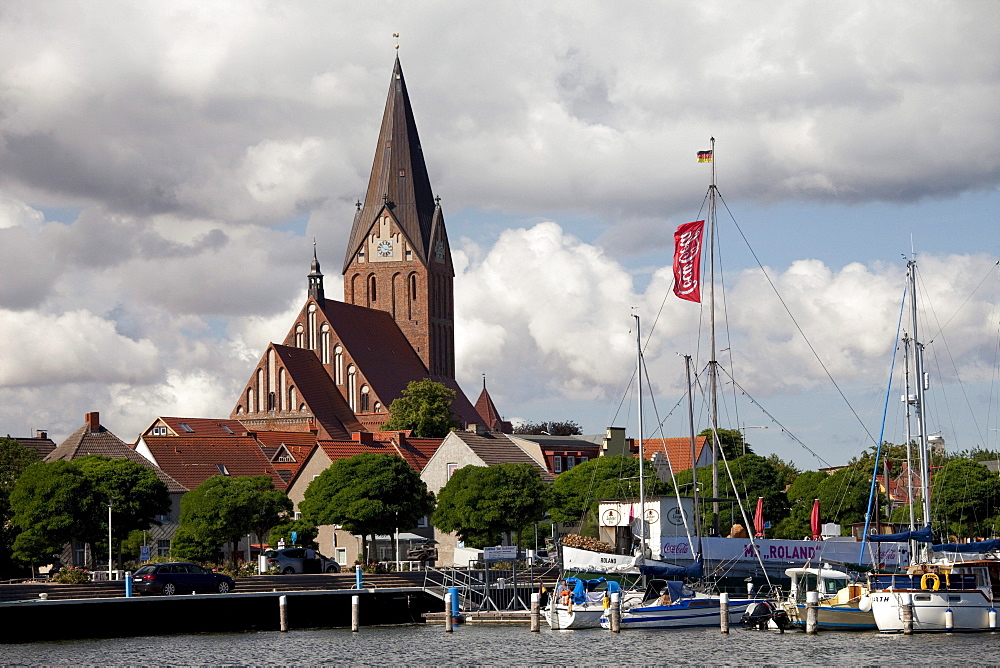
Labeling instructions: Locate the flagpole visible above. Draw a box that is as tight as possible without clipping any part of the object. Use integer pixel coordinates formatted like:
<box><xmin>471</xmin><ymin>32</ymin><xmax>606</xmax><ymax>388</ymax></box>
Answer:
<box><xmin>708</xmin><ymin>136</ymin><xmax>721</xmax><ymax>537</ymax></box>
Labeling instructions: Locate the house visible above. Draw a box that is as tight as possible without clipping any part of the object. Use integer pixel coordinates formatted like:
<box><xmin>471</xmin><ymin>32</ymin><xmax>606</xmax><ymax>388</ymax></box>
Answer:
<box><xmin>507</xmin><ymin>433</ymin><xmax>600</xmax><ymax>475</ymax></box>
<box><xmin>283</xmin><ymin>431</ymin><xmax>442</xmax><ymax>565</ymax></box>
<box><xmin>7</xmin><ymin>430</ymin><xmax>56</xmax><ymax>460</ymax></box>
<box><xmin>638</xmin><ymin>435</ymin><xmax>712</xmax><ymax>483</ymax></box>
<box><xmin>44</xmin><ymin>412</ymin><xmax>186</xmax><ymax>566</ymax></box>
<box><xmin>421</xmin><ymin>428</ymin><xmax>554</xmax><ymax>565</ymax></box>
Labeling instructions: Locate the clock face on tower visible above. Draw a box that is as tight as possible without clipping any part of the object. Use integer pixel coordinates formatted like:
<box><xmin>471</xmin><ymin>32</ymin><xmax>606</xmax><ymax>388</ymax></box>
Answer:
<box><xmin>376</xmin><ymin>240</ymin><xmax>393</xmax><ymax>257</ymax></box>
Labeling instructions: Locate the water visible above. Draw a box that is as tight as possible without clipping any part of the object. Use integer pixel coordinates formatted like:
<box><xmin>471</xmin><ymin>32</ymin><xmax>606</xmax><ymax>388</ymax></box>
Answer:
<box><xmin>4</xmin><ymin>624</ymin><xmax>998</xmax><ymax>666</ymax></box>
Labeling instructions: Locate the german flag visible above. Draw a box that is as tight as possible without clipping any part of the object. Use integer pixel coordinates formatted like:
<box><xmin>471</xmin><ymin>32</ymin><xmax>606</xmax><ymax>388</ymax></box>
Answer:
<box><xmin>697</xmin><ymin>150</ymin><xmax>713</xmax><ymax>163</ymax></box>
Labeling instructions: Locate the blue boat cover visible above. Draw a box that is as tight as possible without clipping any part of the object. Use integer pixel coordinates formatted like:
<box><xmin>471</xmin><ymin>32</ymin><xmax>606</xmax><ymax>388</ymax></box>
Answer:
<box><xmin>639</xmin><ymin>559</ymin><xmax>704</xmax><ymax>579</ymax></box>
<box><xmin>565</xmin><ymin>577</ymin><xmax>620</xmax><ymax>604</ymax></box>
<box><xmin>867</xmin><ymin>525</ymin><xmax>933</xmax><ymax>543</ymax></box>
<box><xmin>931</xmin><ymin>538</ymin><xmax>1000</xmax><ymax>554</ymax></box>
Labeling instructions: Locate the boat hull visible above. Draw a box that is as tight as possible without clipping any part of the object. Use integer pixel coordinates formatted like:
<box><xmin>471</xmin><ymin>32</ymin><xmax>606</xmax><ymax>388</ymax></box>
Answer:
<box><xmin>601</xmin><ymin>599</ymin><xmax>759</xmax><ymax>630</ymax></box>
<box><xmin>870</xmin><ymin>589</ymin><xmax>997</xmax><ymax>633</ymax></box>
<box><xmin>544</xmin><ymin>604</ymin><xmax>607</xmax><ymax>630</ymax></box>
<box><xmin>783</xmin><ymin>602</ymin><xmax>876</xmax><ymax>630</ymax></box>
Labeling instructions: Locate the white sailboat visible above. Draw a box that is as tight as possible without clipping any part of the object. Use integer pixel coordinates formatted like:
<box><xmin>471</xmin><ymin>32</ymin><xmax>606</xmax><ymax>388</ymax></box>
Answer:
<box><xmin>865</xmin><ymin>258</ymin><xmax>1000</xmax><ymax>633</ymax></box>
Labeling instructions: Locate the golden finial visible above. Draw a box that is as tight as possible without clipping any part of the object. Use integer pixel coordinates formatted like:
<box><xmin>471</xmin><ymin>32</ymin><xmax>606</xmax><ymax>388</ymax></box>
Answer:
<box><xmin>393</xmin><ymin>33</ymin><xmax>400</xmax><ymax>50</ymax></box>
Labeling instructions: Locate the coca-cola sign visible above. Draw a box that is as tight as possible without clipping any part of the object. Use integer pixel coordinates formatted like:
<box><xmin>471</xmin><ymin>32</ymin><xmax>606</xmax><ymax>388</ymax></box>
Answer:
<box><xmin>672</xmin><ymin>220</ymin><xmax>705</xmax><ymax>303</ymax></box>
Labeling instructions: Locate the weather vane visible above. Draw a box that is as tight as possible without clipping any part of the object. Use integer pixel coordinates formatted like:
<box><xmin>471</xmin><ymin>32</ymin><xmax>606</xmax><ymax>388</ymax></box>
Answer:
<box><xmin>393</xmin><ymin>33</ymin><xmax>399</xmax><ymax>50</ymax></box>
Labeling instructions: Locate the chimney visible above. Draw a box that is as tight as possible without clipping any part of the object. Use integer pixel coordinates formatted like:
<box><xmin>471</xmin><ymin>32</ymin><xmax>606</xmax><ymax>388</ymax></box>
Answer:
<box><xmin>36</xmin><ymin>430</ymin><xmax>47</xmax><ymax>440</ymax></box>
<box><xmin>86</xmin><ymin>412</ymin><xmax>100</xmax><ymax>433</ymax></box>
<box><xmin>352</xmin><ymin>432</ymin><xmax>374</xmax><ymax>443</ymax></box>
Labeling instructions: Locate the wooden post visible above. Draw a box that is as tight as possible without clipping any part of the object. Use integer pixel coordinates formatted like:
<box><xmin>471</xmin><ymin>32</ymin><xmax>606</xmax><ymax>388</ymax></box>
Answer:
<box><xmin>445</xmin><ymin>592</ymin><xmax>454</xmax><ymax>633</ymax></box>
<box><xmin>902</xmin><ymin>595</ymin><xmax>913</xmax><ymax>635</ymax></box>
<box><xmin>719</xmin><ymin>592</ymin><xmax>730</xmax><ymax>634</ymax></box>
<box><xmin>279</xmin><ymin>595</ymin><xmax>288</xmax><ymax>632</ymax></box>
<box><xmin>530</xmin><ymin>592</ymin><xmax>540</xmax><ymax>633</ymax></box>
<box><xmin>352</xmin><ymin>594</ymin><xmax>360</xmax><ymax>633</ymax></box>
<box><xmin>805</xmin><ymin>590</ymin><xmax>819</xmax><ymax>635</ymax></box>
<box><xmin>609</xmin><ymin>592</ymin><xmax>621</xmax><ymax>633</ymax></box>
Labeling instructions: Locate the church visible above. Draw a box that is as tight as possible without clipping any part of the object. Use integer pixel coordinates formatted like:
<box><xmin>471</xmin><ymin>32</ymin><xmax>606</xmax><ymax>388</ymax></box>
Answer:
<box><xmin>230</xmin><ymin>56</ymin><xmax>507</xmax><ymax>438</ymax></box>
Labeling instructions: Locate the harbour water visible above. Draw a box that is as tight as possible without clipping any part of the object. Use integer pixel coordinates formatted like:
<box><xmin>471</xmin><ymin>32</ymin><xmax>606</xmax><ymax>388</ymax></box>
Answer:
<box><xmin>5</xmin><ymin>624</ymin><xmax>998</xmax><ymax>665</ymax></box>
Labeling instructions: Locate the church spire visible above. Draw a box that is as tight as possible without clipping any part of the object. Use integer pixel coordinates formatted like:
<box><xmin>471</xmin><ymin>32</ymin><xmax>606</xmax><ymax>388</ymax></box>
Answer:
<box><xmin>308</xmin><ymin>239</ymin><xmax>325</xmax><ymax>307</ymax></box>
<box><xmin>343</xmin><ymin>56</ymin><xmax>437</xmax><ymax>272</ymax></box>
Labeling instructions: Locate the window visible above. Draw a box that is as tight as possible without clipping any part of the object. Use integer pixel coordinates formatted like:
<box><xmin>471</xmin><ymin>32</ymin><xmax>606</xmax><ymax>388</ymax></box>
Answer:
<box><xmin>295</xmin><ymin>323</ymin><xmax>304</xmax><ymax>348</ymax></box>
<box><xmin>276</xmin><ymin>449</ymin><xmax>295</xmax><ymax>463</ymax></box>
<box><xmin>157</xmin><ymin>540</ymin><xmax>171</xmax><ymax>557</ymax></box>
<box><xmin>580</xmin><ymin>456</ymin><xmax>589</xmax><ymax>463</ymax></box>
<box><xmin>417</xmin><ymin>516</ymin><xmax>429</xmax><ymax>528</ymax></box>
<box><xmin>151</xmin><ymin>425</ymin><xmax>168</xmax><ymax>436</ymax></box>
<box><xmin>374</xmin><ymin>401</ymin><xmax>382</xmax><ymax>413</ymax></box>
<box><xmin>369</xmin><ymin>275</ymin><xmax>377</xmax><ymax>303</ymax></box>
<box><xmin>447</xmin><ymin>463</ymin><xmax>458</xmax><ymax>480</ymax></box>
<box><xmin>294</xmin><ymin>511</ymin><xmax>302</xmax><ymax>521</ymax></box>
<box><xmin>334</xmin><ymin>345</ymin><xmax>344</xmax><ymax>385</ymax></box>
<box><xmin>347</xmin><ymin>366</ymin><xmax>357</xmax><ymax>411</ymax></box>
<box><xmin>566</xmin><ymin>456</ymin><xmax>576</xmax><ymax>469</ymax></box>
<box><xmin>335</xmin><ymin>547</ymin><xmax>347</xmax><ymax>564</ymax></box>
<box><xmin>321</xmin><ymin>324</ymin><xmax>331</xmax><ymax>364</ymax></box>
<box><xmin>360</xmin><ymin>385</ymin><xmax>370</xmax><ymax>412</ymax></box>
<box><xmin>178</xmin><ymin>423</ymin><xmax>194</xmax><ymax>433</ymax></box>
<box><xmin>553</xmin><ymin>456</ymin><xmax>562</xmax><ymax>473</ymax></box>
<box><xmin>221</xmin><ymin>424</ymin><xmax>234</xmax><ymax>435</ymax></box>
<box><xmin>308</xmin><ymin>304</ymin><xmax>317</xmax><ymax>350</ymax></box>
<box><xmin>216</xmin><ymin>463</ymin><xmax>230</xmax><ymax>476</ymax></box>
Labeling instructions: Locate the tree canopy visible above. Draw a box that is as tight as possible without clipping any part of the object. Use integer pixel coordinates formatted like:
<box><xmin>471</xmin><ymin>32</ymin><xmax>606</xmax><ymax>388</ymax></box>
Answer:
<box><xmin>548</xmin><ymin>455</ymin><xmax>672</xmax><ymax>532</ymax></box>
<box><xmin>433</xmin><ymin>463</ymin><xmax>549</xmax><ymax>548</ymax></box>
<box><xmin>382</xmin><ymin>379</ymin><xmax>459</xmax><ymax>437</ymax></box>
<box><xmin>931</xmin><ymin>458</ymin><xmax>1000</xmax><ymax>539</ymax></box>
<box><xmin>174</xmin><ymin>475</ymin><xmax>291</xmax><ymax>564</ymax></box>
<box><xmin>0</xmin><ymin>438</ymin><xmax>40</xmax><ymax>576</ymax></box>
<box><xmin>699</xmin><ymin>428</ymin><xmax>752</xmax><ymax>461</ymax></box>
<box><xmin>300</xmin><ymin>453</ymin><xmax>434</xmax><ymax>562</ymax></box>
<box><xmin>513</xmin><ymin>421</ymin><xmax>582</xmax><ymax>436</ymax></box>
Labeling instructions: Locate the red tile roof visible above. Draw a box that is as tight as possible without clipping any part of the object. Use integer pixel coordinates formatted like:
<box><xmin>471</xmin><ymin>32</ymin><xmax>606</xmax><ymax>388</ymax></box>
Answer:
<box><xmin>150</xmin><ymin>417</ymin><xmax>247</xmax><ymax>437</ymax></box>
<box><xmin>474</xmin><ymin>387</ymin><xmax>512</xmax><ymax>433</ymax></box>
<box><xmin>639</xmin><ymin>436</ymin><xmax>709</xmax><ymax>472</ymax></box>
<box><xmin>46</xmin><ymin>420</ymin><xmax>185</xmax><ymax>494</ymax></box>
<box><xmin>272</xmin><ymin>343</ymin><xmax>364</xmax><ymax>439</ymax></box>
<box><xmin>139</xmin><ymin>435</ymin><xmax>286</xmax><ymax>491</ymax></box>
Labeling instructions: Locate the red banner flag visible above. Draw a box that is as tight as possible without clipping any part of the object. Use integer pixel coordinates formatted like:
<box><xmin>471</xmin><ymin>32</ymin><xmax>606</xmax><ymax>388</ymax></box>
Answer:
<box><xmin>673</xmin><ymin>220</ymin><xmax>705</xmax><ymax>303</ymax></box>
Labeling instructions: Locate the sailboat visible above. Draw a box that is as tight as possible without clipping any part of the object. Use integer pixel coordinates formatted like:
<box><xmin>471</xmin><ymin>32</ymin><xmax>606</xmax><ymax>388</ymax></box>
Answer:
<box><xmin>863</xmin><ymin>258</ymin><xmax>1000</xmax><ymax>633</ymax></box>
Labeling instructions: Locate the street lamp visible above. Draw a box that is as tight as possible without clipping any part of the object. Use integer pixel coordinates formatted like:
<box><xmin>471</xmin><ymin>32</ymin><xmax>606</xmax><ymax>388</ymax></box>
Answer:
<box><xmin>107</xmin><ymin>503</ymin><xmax>113</xmax><ymax>581</ymax></box>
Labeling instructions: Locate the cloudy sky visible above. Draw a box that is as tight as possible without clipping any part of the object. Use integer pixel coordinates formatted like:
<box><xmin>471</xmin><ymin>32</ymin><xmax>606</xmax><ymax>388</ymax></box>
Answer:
<box><xmin>1</xmin><ymin>1</ymin><xmax>998</xmax><ymax>469</ymax></box>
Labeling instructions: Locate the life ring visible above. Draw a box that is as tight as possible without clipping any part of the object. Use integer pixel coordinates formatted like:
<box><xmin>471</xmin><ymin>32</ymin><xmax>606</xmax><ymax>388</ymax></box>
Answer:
<box><xmin>921</xmin><ymin>572</ymin><xmax>941</xmax><ymax>591</ymax></box>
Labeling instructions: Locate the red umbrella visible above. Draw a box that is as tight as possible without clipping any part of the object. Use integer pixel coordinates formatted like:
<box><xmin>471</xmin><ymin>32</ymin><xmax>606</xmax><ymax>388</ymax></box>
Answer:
<box><xmin>753</xmin><ymin>497</ymin><xmax>765</xmax><ymax>538</ymax></box>
<box><xmin>810</xmin><ymin>498</ymin><xmax>822</xmax><ymax>540</ymax></box>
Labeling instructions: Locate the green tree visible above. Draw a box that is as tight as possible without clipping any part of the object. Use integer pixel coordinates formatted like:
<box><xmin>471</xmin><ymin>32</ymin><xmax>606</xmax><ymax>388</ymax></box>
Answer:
<box><xmin>931</xmin><ymin>458</ymin><xmax>1000</xmax><ymax>539</ymax></box>
<box><xmin>269</xmin><ymin>518</ymin><xmax>319</xmax><ymax>549</ymax></box>
<box><xmin>300</xmin><ymin>453</ymin><xmax>434</xmax><ymax>562</ymax></box>
<box><xmin>766</xmin><ymin>453</ymin><xmax>801</xmax><ymax>487</ymax></box>
<box><xmin>548</xmin><ymin>455</ymin><xmax>672</xmax><ymax>535</ymax></box>
<box><xmin>382</xmin><ymin>379</ymin><xmax>459</xmax><ymax>437</ymax></box>
<box><xmin>433</xmin><ymin>463</ymin><xmax>549</xmax><ymax>548</ymax></box>
<box><xmin>9</xmin><ymin>461</ymin><xmax>100</xmax><ymax>568</ymax></box>
<box><xmin>513</xmin><ymin>421</ymin><xmax>582</xmax><ymax>436</ymax></box>
<box><xmin>773</xmin><ymin>470</ymin><xmax>827</xmax><ymax>539</ymax></box>
<box><xmin>175</xmin><ymin>475</ymin><xmax>291</xmax><ymax>565</ymax></box>
<box><xmin>73</xmin><ymin>456</ymin><xmax>170</xmax><ymax>565</ymax></box>
<box><xmin>0</xmin><ymin>438</ymin><xmax>41</xmax><ymax>577</ymax></box>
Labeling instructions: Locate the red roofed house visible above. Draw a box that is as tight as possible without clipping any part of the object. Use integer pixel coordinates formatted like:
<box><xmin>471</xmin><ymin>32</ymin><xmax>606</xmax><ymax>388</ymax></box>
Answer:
<box><xmin>45</xmin><ymin>412</ymin><xmax>187</xmax><ymax>568</ymax></box>
<box><xmin>228</xmin><ymin>56</ymin><xmax>503</xmax><ymax>439</ymax></box>
<box><xmin>639</xmin><ymin>436</ymin><xmax>712</xmax><ymax>481</ymax></box>
<box><xmin>284</xmin><ymin>431</ymin><xmax>442</xmax><ymax>565</ymax></box>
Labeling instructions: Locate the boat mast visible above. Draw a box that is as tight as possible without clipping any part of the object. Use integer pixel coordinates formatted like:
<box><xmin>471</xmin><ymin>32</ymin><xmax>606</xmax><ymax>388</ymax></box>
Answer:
<box><xmin>685</xmin><ymin>354</ymin><xmax>702</xmax><ymax>555</ymax></box>
<box><xmin>707</xmin><ymin>136</ymin><xmax>721</xmax><ymax>536</ymax></box>
<box><xmin>908</xmin><ymin>259</ymin><xmax>933</xmax><ymax>552</ymax></box>
<box><xmin>635</xmin><ymin>313</ymin><xmax>647</xmax><ymax>560</ymax></box>
<box><xmin>902</xmin><ymin>332</ymin><xmax>918</xmax><ymax>560</ymax></box>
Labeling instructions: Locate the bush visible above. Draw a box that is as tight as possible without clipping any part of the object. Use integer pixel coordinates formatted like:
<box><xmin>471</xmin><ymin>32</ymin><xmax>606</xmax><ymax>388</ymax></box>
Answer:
<box><xmin>52</xmin><ymin>566</ymin><xmax>91</xmax><ymax>584</ymax></box>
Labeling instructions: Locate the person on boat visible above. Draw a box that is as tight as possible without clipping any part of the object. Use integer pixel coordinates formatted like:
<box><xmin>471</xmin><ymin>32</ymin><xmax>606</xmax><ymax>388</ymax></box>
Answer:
<box><xmin>539</xmin><ymin>586</ymin><xmax>550</xmax><ymax>608</ymax></box>
<box><xmin>655</xmin><ymin>587</ymin><xmax>673</xmax><ymax>606</ymax></box>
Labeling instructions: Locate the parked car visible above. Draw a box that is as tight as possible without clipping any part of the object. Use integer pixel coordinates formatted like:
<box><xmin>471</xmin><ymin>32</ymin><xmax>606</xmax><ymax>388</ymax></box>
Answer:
<box><xmin>132</xmin><ymin>562</ymin><xmax>235</xmax><ymax>595</ymax></box>
<box><xmin>264</xmin><ymin>547</ymin><xmax>341</xmax><ymax>574</ymax></box>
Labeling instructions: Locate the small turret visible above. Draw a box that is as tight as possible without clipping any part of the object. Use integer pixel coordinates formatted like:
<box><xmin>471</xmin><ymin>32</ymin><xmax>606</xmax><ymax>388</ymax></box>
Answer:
<box><xmin>308</xmin><ymin>241</ymin><xmax>325</xmax><ymax>308</ymax></box>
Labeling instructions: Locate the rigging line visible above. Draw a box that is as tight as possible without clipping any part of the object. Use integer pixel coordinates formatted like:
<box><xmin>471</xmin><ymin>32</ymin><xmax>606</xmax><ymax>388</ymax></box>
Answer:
<box><xmin>715</xmin><ymin>365</ymin><xmax>833</xmax><ymax>469</ymax></box>
<box><xmin>715</xmin><ymin>191</ymin><xmax>880</xmax><ymax>448</ymax></box>
<box><xmin>915</xmin><ymin>268</ymin><xmax>984</xmax><ymax>450</ymax></box>
<box><xmin>861</xmin><ymin>284</ymin><xmax>908</xmax><ymax>552</ymax></box>
<box><xmin>640</xmin><ymin>351</ymin><xmax>697</xmax><ymax>552</ymax></box>
<box><xmin>921</xmin><ymin>259</ymin><xmax>1000</xmax><ymax>344</ymax></box>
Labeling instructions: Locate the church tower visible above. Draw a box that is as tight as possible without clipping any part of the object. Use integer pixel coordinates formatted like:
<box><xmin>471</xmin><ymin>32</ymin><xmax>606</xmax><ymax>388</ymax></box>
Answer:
<box><xmin>342</xmin><ymin>57</ymin><xmax>455</xmax><ymax>379</ymax></box>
